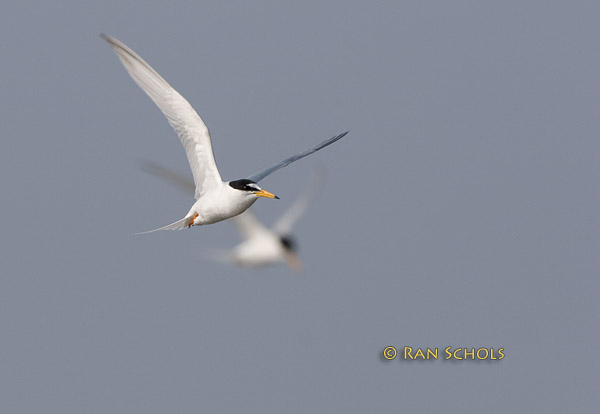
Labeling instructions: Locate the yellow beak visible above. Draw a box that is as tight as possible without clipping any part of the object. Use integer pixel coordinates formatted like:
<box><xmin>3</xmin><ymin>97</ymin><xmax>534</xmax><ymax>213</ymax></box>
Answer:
<box><xmin>254</xmin><ymin>189</ymin><xmax>279</xmax><ymax>199</ymax></box>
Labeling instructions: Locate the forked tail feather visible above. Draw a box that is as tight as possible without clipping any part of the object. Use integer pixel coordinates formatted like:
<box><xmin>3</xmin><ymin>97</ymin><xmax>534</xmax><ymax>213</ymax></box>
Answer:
<box><xmin>135</xmin><ymin>215</ymin><xmax>194</xmax><ymax>235</ymax></box>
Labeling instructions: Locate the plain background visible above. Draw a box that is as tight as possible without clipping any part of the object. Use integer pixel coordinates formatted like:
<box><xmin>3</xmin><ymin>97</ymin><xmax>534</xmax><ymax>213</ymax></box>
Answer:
<box><xmin>1</xmin><ymin>1</ymin><xmax>598</xmax><ymax>412</ymax></box>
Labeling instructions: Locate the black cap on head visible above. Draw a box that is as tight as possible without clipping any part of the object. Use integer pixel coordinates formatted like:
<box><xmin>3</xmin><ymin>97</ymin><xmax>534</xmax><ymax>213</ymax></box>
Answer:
<box><xmin>229</xmin><ymin>179</ymin><xmax>260</xmax><ymax>191</ymax></box>
<box><xmin>279</xmin><ymin>235</ymin><xmax>297</xmax><ymax>252</ymax></box>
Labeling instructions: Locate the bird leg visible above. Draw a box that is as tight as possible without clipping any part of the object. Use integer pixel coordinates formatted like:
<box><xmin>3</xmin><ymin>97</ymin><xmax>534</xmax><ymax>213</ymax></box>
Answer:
<box><xmin>188</xmin><ymin>212</ymin><xmax>198</xmax><ymax>228</ymax></box>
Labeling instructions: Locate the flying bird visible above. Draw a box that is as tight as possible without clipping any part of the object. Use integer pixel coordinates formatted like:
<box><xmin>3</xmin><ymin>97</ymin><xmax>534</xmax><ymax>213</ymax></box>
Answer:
<box><xmin>140</xmin><ymin>161</ymin><xmax>324</xmax><ymax>271</ymax></box>
<box><xmin>101</xmin><ymin>34</ymin><xmax>348</xmax><ymax>233</ymax></box>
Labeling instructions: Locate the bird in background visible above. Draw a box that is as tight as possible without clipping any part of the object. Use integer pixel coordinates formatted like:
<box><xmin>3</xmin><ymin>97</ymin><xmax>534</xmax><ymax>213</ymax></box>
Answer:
<box><xmin>101</xmin><ymin>34</ymin><xmax>348</xmax><ymax>234</ymax></box>
<box><xmin>140</xmin><ymin>160</ymin><xmax>325</xmax><ymax>272</ymax></box>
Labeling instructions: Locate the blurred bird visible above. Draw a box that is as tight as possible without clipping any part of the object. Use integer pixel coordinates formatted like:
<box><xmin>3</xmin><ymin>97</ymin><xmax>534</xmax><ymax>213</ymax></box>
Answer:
<box><xmin>140</xmin><ymin>161</ymin><xmax>324</xmax><ymax>272</ymax></box>
<box><xmin>101</xmin><ymin>34</ymin><xmax>347</xmax><ymax>233</ymax></box>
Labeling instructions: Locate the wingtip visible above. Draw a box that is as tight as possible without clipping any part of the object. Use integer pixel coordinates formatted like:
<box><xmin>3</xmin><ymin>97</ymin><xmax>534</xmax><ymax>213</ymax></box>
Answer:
<box><xmin>100</xmin><ymin>33</ymin><xmax>122</xmax><ymax>49</ymax></box>
<box><xmin>329</xmin><ymin>130</ymin><xmax>349</xmax><ymax>144</ymax></box>
<box><xmin>330</xmin><ymin>131</ymin><xmax>349</xmax><ymax>142</ymax></box>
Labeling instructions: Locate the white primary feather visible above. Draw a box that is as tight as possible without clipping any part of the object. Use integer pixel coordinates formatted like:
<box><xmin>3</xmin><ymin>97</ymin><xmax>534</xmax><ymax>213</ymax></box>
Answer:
<box><xmin>101</xmin><ymin>34</ymin><xmax>221</xmax><ymax>199</ymax></box>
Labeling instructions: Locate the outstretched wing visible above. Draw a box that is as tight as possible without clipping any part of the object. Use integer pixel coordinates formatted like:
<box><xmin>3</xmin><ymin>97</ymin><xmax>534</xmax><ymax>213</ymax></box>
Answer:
<box><xmin>231</xmin><ymin>210</ymin><xmax>271</xmax><ymax>241</ymax></box>
<box><xmin>102</xmin><ymin>34</ymin><xmax>222</xmax><ymax>199</ymax></box>
<box><xmin>246</xmin><ymin>131</ymin><xmax>348</xmax><ymax>183</ymax></box>
<box><xmin>139</xmin><ymin>159</ymin><xmax>196</xmax><ymax>196</ymax></box>
<box><xmin>272</xmin><ymin>169</ymin><xmax>325</xmax><ymax>235</ymax></box>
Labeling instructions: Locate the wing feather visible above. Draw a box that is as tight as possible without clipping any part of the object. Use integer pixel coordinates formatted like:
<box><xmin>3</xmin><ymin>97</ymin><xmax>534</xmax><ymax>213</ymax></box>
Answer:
<box><xmin>101</xmin><ymin>34</ymin><xmax>222</xmax><ymax>199</ymax></box>
<box><xmin>231</xmin><ymin>211</ymin><xmax>270</xmax><ymax>241</ymax></box>
<box><xmin>138</xmin><ymin>160</ymin><xmax>196</xmax><ymax>196</ymax></box>
<box><xmin>247</xmin><ymin>131</ymin><xmax>348</xmax><ymax>183</ymax></box>
<box><xmin>272</xmin><ymin>169</ymin><xmax>324</xmax><ymax>235</ymax></box>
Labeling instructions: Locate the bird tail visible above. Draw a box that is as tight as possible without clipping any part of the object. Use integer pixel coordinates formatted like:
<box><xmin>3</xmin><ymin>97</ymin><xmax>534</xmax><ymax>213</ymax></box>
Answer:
<box><xmin>135</xmin><ymin>215</ymin><xmax>193</xmax><ymax>235</ymax></box>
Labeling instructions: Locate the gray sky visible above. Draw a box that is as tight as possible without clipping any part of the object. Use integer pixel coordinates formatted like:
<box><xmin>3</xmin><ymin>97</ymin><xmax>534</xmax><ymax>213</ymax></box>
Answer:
<box><xmin>1</xmin><ymin>1</ymin><xmax>598</xmax><ymax>412</ymax></box>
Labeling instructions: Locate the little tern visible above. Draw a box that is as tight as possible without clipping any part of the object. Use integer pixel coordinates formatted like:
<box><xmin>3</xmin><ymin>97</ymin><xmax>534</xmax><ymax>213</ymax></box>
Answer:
<box><xmin>101</xmin><ymin>34</ymin><xmax>348</xmax><ymax>233</ymax></box>
<box><xmin>140</xmin><ymin>161</ymin><xmax>324</xmax><ymax>271</ymax></box>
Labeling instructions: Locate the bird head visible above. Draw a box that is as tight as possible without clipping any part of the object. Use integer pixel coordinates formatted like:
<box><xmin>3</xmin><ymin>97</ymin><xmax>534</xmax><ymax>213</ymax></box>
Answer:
<box><xmin>228</xmin><ymin>179</ymin><xmax>279</xmax><ymax>199</ymax></box>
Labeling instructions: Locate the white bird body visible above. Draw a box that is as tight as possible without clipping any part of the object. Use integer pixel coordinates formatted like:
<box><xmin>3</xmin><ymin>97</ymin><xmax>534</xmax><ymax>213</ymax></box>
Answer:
<box><xmin>185</xmin><ymin>184</ymin><xmax>257</xmax><ymax>227</ymax></box>
<box><xmin>147</xmin><ymin>183</ymin><xmax>264</xmax><ymax>232</ymax></box>
<box><xmin>139</xmin><ymin>161</ymin><xmax>321</xmax><ymax>271</ymax></box>
<box><xmin>231</xmin><ymin>218</ymin><xmax>287</xmax><ymax>267</ymax></box>
<box><xmin>186</xmin><ymin>186</ymin><xmax>257</xmax><ymax>226</ymax></box>
<box><xmin>233</xmin><ymin>238</ymin><xmax>284</xmax><ymax>266</ymax></box>
<box><xmin>101</xmin><ymin>34</ymin><xmax>347</xmax><ymax>234</ymax></box>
